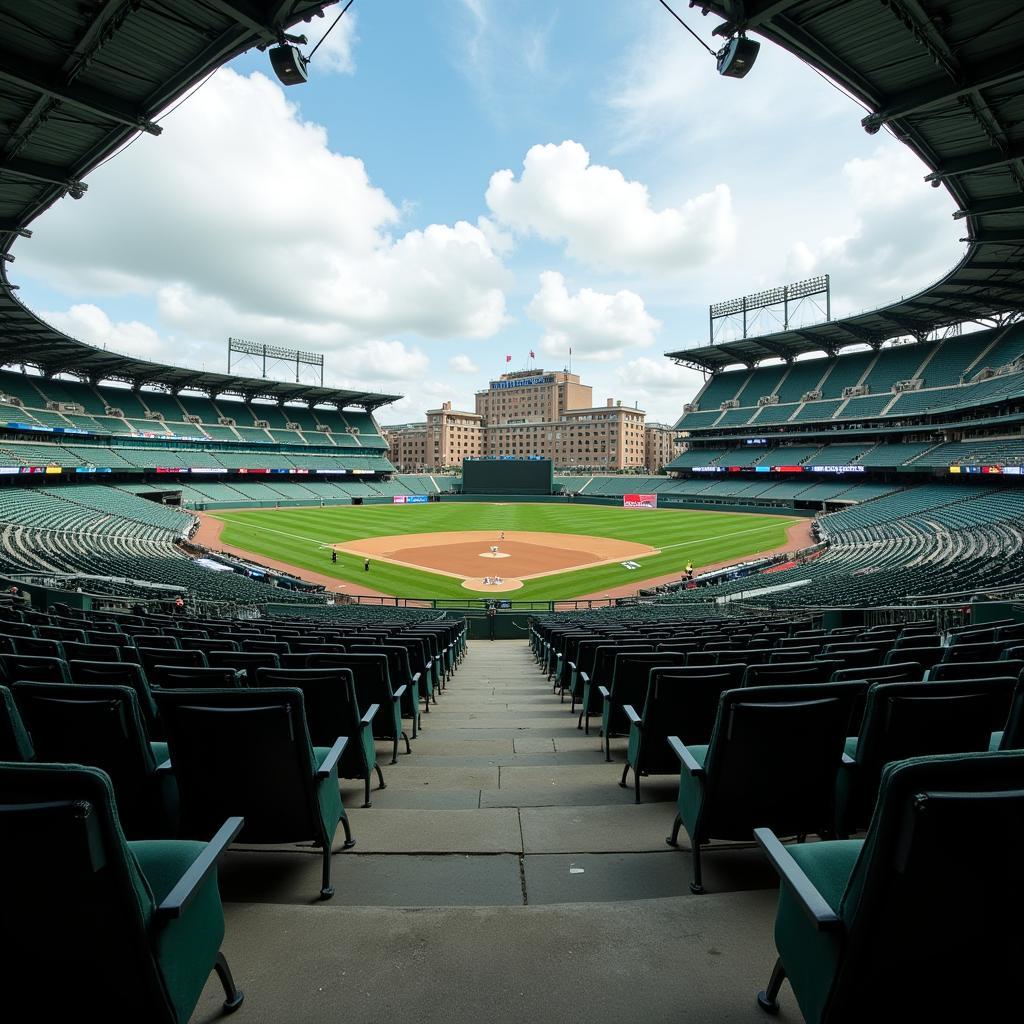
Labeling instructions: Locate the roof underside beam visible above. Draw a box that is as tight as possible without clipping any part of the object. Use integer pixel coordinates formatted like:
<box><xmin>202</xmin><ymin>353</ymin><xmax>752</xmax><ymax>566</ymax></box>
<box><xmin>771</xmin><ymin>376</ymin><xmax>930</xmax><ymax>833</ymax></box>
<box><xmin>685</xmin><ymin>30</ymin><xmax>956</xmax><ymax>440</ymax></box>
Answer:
<box><xmin>925</xmin><ymin>140</ymin><xmax>1024</xmax><ymax>184</ymax></box>
<box><xmin>862</xmin><ymin>51</ymin><xmax>1024</xmax><ymax>133</ymax></box>
<box><xmin>953</xmin><ymin>194</ymin><xmax>1024</xmax><ymax>220</ymax></box>
<box><xmin>0</xmin><ymin>157</ymin><xmax>87</xmax><ymax>194</ymax></box>
<box><xmin>0</xmin><ymin>50</ymin><xmax>162</xmax><ymax>136</ymax></box>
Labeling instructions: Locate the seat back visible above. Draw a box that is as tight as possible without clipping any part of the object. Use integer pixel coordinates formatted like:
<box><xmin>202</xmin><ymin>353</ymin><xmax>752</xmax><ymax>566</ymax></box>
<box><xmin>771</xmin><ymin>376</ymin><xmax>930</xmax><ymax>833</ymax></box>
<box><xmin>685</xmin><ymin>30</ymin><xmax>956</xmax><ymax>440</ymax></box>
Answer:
<box><xmin>0</xmin><ymin>684</ymin><xmax>34</xmax><ymax>760</ymax></box>
<box><xmin>831</xmin><ymin>662</ymin><xmax>922</xmax><ymax>684</ymax></box>
<box><xmin>0</xmin><ymin>762</ymin><xmax>171</xmax><ymax>1020</ymax></box>
<box><xmin>830</xmin><ymin>751</ymin><xmax>1024</xmax><ymax>1021</ymax></box>
<box><xmin>137</xmin><ymin>647</ymin><xmax>208</xmax><ymax>674</ymax></box>
<box><xmin>154</xmin><ymin>687</ymin><xmax>321</xmax><ymax>843</ymax></box>
<box><xmin>11</xmin><ymin>682</ymin><xmax>157</xmax><ymax>809</ymax></box>
<box><xmin>929</xmin><ymin>659</ymin><xmax>1023</xmax><ymax>682</ymax></box>
<box><xmin>62</xmin><ymin>641</ymin><xmax>122</xmax><ymax>664</ymax></box>
<box><xmin>699</xmin><ymin>683</ymin><xmax>863</xmax><ymax>841</ymax></box>
<box><xmin>847</xmin><ymin>679</ymin><xmax>1018</xmax><ymax>830</ymax></box>
<box><xmin>1001</xmin><ymin>680</ymin><xmax>1024</xmax><ymax>751</ymax></box>
<box><xmin>206</xmin><ymin>649</ymin><xmax>280</xmax><ymax>674</ymax></box>
<box><xmin>13</xmin><ymin>635</ymin><xmax>64</xmax><ymax>659</ymax></box>
<box><xmin>743</xmin><ymin>662</ymin><xmax>835</xmax><ymax>687</ymax></box>
<box><xmin>254</xmin><ymin>667</ymin><xmax>360</xmax><ymax>748</ymax></box>
<box><xmin>606</xmin><ymin>652</ymin><xmax>688</xmax><ymax>736</ymax></box>
<box><xmin>68</xmin><ymin>660</ymin><xmax>158</xmax><ymax>727</ymax></box>
<box><xmin>147</xmin><ymin>665</ymin><xmax>243</xmax><ymax>690</ymax></box>
<box><xmin>0</xmin><ymin>653</ymin><xmax>70</xmax><ymax>684</ymax></box>
<box><xmin>640</xmin><ymin>668</ymin><xmax>737</xmax><ymax>767</ymax></box>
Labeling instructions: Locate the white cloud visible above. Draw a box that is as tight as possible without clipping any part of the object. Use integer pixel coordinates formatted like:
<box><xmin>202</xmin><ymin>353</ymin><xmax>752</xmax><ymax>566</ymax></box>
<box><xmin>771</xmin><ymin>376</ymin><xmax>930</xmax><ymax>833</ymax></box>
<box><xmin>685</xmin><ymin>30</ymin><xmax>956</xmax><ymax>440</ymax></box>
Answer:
<box><xmin>785</xmin><ymin>146</ymin><xmax>961</xmax><ymax>313</ymax></box>
<box><xmin>20</xmin><ymin>69</ymin><xmax>511</xmax><ymax>353</ymax></box>
<box><xmin>335</xmin><ymin>340</ymin><xmax>428</xmax><ymax>382</ymax></box>
<box><xmin>38</xmin><ymin>304</ymin><xmax>165</xmax><ymax>360</ymax></box>
<box><xmin>449</xmin><ymin>354</ymin><xmax>479</xmax><ymax>374</ymax></box>
<box><xmin>486</xmin><ymin>141</ymin><xmax>735</xmax><ymax>273</ymax></box>
<box><xmin>614</xmin><ymin>356</ymin><xmax>707</xmax><ymax>423</ymax></box>
<box><xmin>303</xmin><ymin>8</ymin><xmax>359</xmax><ymax>74</ymax></box>
<box><xmin>527</xmin><ymin>271</ymin><xmax>659</xmax><ymax>362</ymax></box>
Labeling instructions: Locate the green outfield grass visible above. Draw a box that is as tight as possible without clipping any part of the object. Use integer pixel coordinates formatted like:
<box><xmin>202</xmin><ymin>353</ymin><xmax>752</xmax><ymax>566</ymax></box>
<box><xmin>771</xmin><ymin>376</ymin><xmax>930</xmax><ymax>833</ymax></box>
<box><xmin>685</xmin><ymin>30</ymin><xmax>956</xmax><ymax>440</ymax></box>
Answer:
<box><xmin>210</xmin><ymin>503</ymin><xmax>801</xmax><ymax>601</ymax></box>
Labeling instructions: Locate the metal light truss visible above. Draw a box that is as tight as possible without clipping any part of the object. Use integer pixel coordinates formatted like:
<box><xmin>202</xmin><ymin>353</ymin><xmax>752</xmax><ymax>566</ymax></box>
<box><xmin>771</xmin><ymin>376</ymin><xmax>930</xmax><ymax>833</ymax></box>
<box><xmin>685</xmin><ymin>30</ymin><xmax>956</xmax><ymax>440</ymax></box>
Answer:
<box><xmin>227</xmin><ymin>337</ymin><xmax>324</xmax><ymax>385</ymax></box>
<box><xmin>709</xmin><ymin>275</ymin><xmax>831</xmax><ymax>343</ymax></box>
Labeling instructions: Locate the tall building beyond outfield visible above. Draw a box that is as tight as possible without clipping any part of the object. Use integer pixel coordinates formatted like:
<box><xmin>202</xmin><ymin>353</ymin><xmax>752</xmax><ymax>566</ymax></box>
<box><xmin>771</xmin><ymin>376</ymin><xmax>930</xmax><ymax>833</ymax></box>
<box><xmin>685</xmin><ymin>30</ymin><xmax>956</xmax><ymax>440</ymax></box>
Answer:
<box><xmin>383</xmin><ymin>368</ymin><xmax>655</xmax><ymax>472</ymax></box>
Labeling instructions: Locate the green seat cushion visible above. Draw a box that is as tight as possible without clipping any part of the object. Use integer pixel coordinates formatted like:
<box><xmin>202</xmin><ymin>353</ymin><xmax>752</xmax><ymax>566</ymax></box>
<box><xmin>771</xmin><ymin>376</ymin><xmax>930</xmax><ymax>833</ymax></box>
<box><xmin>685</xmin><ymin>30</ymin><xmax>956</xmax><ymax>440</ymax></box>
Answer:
<box><xmin>131</xmin><ymin>839</ymin><xmax>227</xmax><ymax>1024</ymax></box>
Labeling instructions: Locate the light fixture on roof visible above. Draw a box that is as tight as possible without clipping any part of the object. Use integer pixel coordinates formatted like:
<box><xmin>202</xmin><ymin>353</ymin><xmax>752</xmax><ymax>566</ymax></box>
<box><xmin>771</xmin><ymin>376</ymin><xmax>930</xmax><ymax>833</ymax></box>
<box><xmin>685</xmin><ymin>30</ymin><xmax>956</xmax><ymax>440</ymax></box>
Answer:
<box><xmin>268</xmin><ymin>43</ymin><xmax>308</xmax><ymax>85</ymax></box>
<box><xmin>716</xmin><ymin>34</ymin><xmax>760</xmax><ymax>79</ymax></box>
<box><xmin>268</xmin><ymin>0</ymin><xmax>354</xmax><ymax>87</ymax></box>
<box><xmin>659</xmin><ymin>1</ymin><xmax>759</xmax><ymax>80</ymax></box>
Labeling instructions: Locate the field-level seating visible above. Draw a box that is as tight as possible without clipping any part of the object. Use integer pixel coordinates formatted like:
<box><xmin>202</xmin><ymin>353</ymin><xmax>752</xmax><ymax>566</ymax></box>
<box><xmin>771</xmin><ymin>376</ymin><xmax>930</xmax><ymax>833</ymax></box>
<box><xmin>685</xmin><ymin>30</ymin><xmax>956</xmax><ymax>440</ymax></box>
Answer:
<box><xmin>755</xmin><ymin>751</ymin><xmax>1024</xmax><ymax>1023</ymax></box>
<box><xmin>0</xmin><ymin>761</ymin><xmax>244</xmax><ymax>1022</ymax></box>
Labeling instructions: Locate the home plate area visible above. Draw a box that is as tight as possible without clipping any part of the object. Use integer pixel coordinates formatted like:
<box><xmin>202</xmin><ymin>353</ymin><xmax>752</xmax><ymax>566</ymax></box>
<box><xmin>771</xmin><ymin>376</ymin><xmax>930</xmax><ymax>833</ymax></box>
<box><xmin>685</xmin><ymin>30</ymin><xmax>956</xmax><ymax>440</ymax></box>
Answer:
<box><xmin>334</xmin><ymin>530</ymin><xmax>659</xmax><ymax>593</ymax></box>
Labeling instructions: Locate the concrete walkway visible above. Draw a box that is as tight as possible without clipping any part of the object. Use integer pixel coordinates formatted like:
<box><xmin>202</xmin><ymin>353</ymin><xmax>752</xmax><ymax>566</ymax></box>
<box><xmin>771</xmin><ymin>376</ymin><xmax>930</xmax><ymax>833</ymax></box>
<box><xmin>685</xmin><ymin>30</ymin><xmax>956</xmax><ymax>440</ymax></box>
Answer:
<box><xmin>195</xmin><ymin>640</ymin><xmax>797</xmax><ymax>1022</ymax></box>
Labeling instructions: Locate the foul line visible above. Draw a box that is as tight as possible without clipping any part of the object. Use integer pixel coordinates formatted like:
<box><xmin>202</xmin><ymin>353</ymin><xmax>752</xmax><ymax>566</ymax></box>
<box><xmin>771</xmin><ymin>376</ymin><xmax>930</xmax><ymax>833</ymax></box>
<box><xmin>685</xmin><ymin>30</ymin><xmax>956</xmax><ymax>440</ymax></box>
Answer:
<box><xmin>658</xmin><ymin>518</ymin><xmax>803</xmax><ymax>553</ymax></box>
<box><xmin>202</xmin><ymin>514</ymin><xmax>346</xmax><ymax>550</ymax></box>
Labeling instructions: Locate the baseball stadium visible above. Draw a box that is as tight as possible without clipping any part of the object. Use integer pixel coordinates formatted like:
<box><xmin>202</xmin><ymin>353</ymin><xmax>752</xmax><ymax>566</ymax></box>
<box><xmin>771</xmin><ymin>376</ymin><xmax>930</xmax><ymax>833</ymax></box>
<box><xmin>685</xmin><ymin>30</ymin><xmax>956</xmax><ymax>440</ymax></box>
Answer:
<box><xmin>1</xmin><ymin>2</ymin><xmax>1023</xmax><ymax>1022</ymax></box>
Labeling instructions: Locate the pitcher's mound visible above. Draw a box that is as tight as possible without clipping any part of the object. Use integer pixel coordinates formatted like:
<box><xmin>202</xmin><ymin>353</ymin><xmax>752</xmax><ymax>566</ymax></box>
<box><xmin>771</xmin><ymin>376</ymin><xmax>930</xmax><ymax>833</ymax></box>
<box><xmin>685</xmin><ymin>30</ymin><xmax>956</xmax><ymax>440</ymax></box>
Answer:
<box><xmin>462</xmin><ymin>577</ymin><xmax>524</xmax><ymax>592</ymax></box>
<box><xmin>479</xmin><ymin>551</ymin><xmax>511</xmax><ymax>559</ymax></box>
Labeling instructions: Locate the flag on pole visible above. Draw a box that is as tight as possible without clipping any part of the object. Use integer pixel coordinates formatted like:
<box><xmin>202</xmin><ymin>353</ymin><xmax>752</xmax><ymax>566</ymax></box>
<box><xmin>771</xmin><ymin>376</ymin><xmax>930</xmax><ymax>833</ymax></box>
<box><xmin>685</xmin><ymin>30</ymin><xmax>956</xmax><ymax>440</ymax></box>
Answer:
<box><xmin>505</xmin><ymin>354</ymin><xmax>511</xmax><ymax>363</ymax></box>
<box><xmin>529</xmin><ymin>350</ymin><xmax>535</xmax><ymax>359</ymax></box>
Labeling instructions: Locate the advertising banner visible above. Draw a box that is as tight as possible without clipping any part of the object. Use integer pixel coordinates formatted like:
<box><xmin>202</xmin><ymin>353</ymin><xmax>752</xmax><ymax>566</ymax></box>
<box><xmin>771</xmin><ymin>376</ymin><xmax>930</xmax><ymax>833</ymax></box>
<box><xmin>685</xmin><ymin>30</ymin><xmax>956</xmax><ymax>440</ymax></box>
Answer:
<box><xmin>393</xmin><ymin>494</ymin><xmax>428</xmax><ymax>504</ymax></box>
<box><xmin>623</xmin><ymin>493</ymin><xmax>658</xmax><ymax>509</ymax></box>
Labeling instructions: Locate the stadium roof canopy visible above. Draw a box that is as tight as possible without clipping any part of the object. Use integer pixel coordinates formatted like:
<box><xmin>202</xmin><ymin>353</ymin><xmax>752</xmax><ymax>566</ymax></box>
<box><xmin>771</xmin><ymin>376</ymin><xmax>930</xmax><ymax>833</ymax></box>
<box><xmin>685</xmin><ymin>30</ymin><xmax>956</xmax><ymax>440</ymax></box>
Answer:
<box><xmin>0</xmin><ymin>0</ymin><xmax>399</xmax><ymax>411</ymax></box>
<box><xmin>668</xmin><ymin>1</ymin><xmax>1024</xmax><ymax>372</ymax></box>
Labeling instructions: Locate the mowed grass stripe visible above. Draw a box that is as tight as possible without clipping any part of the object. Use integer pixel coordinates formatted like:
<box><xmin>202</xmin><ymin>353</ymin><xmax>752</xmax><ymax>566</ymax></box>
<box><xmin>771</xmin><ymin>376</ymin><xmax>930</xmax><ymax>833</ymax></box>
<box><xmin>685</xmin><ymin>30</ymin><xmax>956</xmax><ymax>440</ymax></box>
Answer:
<box><xmin>213</xmin><ymin>503</ymin><xmax>800</xmax><ymax>601</ymax></box>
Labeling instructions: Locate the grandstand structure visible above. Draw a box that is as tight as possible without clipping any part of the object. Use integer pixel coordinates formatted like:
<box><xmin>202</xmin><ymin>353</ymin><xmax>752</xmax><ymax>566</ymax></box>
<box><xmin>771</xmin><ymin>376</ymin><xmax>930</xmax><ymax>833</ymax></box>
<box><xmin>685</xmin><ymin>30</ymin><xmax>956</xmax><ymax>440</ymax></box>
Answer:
<box><xmin>648</xmin><ymin>0</ymin><xmax>1024</xmax><ymax>614</ymax></box>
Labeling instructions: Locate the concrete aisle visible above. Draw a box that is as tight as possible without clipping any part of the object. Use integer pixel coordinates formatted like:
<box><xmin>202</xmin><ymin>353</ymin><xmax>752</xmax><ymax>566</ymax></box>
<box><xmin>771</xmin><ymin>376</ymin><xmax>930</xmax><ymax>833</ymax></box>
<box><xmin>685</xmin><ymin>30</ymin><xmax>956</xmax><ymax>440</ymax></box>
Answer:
<box><xmin>196</xmin><ymin>640</ymin><xmax>796</xmax><ymax>1023</ymax></box>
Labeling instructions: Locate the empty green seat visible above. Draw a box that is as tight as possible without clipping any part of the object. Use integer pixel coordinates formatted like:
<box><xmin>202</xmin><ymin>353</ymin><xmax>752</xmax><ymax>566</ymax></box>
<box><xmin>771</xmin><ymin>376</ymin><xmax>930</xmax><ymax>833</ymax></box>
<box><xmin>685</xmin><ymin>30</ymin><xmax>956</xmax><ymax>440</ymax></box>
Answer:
<box><xmin>255</xmin><ymin>667</ymin><xmax>384</xmax><ymax>807</ymax></box>
<box><xmin>837</xmin><ymin>678</ymin><xmax>1018</xmax><ymax>834</ymax></box>
<box><xmin>667</xmin><ymin>682</ymin><xmax>863</xmax><ymax>894</ymax></box>
<box><xmin>0</xmin><ymin>761</ymin><xmax>244</xmax><ymax>1021</ymax></box>
<box><xmin>620</xmin><ymin>667</ymin><xmax>736</xmax><ymax>803</ymax></box>
<box><xmin>755</xmin><ymin>750</ymin><xmax>1024</xmax><ymax>1022</ymax></box>
<box><xmin>154</xmin><ymin>687</ymin><xmax>354</xmax><ymax>899</ymax></box>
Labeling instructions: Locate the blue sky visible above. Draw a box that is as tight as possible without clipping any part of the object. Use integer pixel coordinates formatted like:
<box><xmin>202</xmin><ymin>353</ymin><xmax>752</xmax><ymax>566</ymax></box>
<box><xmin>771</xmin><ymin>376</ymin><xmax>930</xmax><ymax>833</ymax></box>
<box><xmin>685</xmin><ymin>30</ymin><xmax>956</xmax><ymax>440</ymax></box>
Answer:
<box><xmin>13</xmin><ymin>0</ymin><xmax>962</xmax><ymax>425</ymax></box>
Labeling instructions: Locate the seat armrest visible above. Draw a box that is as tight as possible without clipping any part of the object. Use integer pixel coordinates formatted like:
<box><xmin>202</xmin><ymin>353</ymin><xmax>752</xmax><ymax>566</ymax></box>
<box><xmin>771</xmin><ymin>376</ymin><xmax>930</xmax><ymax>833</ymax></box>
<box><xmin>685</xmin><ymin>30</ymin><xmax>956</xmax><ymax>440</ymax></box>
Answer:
<box><xmin>568</xmin><ymin>661</ymin><xmax>576</xmax><ymax>673</ymax></box>
<box><xmin>754</xmin><ymin>827</ymin><xmax>844</xmax><ymax>932</ymax></box>
<box><xmin>841</xmin><ymin>752</ymin><xmax>856</xmax><ymax>767</ymax></box>
<box><xmin>360</xmin><ymin>703</ymin><xmax>380</xmax><ymax>726</ymax></box>
<box><xmin>579</xmin><ymin>670</ymin><xmax>590</xmax><ymax>687</ymax></box>
<box><xmin>598</xmin><ymin>685</ymin><xmax>610</xmax><ymax>699</ymax></box>
<box><xmin>393</xmin><ymin>684</ymin><xmax>407</xmax><ymax>701</ymax></box>
<box><xmin>316</xmin><ymin>736</ymin><xmax>349</xmax><ymax>779</ymax></box>
<box><xmin>624</xmin><ymin>704</ymin><xmax>641</xmax><ymax>726</ymax></box>
<box><xmin>156</xmin><ymin>816</ymin><xmax>244</xmax><ymax>922</ymax></box>
<box><xmin>155</xmin><ymin>758</ymin><xmax>173</xmax><ymax>773</ymax></box>
<box><xmin>411</xmin><ymin>672</ymin><xmax>421</xmax><ymax>686</ymax></box>
<box><xmin>668</xmin><ymin>736</ymin><xmax>705</xmax><ymax>777</ymax></box>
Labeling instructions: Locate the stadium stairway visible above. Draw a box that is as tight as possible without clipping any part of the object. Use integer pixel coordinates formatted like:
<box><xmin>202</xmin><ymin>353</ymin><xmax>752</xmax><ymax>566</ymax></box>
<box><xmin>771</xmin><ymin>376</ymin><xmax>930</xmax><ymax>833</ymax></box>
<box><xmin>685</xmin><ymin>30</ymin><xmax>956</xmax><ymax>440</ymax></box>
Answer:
<box><xmin>191</xmin><ymin>639</ymin><xmax>788</xmax><ymax>1023</ymax></box>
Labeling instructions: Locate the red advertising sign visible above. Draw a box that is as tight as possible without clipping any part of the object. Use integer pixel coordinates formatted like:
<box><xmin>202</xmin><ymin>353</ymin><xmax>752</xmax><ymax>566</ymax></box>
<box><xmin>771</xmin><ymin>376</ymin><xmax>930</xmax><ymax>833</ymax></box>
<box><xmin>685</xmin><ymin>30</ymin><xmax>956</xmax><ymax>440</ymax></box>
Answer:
<box><xmin>623</xmin><ymin>493</ymin><xmax>658</xmax><ymax>509</ymax></box>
